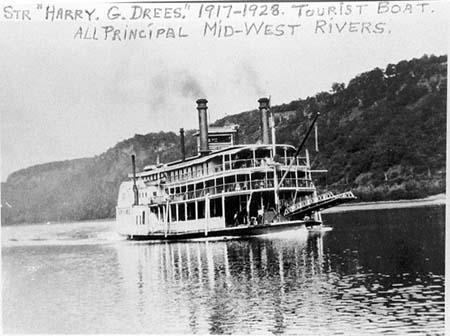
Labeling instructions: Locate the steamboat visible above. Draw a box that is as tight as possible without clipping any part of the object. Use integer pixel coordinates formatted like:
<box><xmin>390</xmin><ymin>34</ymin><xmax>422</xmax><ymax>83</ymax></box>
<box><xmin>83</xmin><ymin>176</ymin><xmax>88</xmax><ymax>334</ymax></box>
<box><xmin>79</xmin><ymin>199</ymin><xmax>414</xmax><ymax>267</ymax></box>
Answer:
<box><xmin>115</xmin><ymin>98</ymin><xmax>356</xmax><ymax>240</ymax></box>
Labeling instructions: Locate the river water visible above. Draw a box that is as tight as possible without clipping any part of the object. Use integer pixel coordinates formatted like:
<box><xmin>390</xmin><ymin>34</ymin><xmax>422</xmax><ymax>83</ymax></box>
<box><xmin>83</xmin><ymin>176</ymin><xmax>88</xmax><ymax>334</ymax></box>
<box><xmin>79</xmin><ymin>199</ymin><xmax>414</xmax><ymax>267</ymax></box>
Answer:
<box><xmin>2</xmin><ymin>205</ymin><xmax>445</xmax><ymax>334</ymax></box>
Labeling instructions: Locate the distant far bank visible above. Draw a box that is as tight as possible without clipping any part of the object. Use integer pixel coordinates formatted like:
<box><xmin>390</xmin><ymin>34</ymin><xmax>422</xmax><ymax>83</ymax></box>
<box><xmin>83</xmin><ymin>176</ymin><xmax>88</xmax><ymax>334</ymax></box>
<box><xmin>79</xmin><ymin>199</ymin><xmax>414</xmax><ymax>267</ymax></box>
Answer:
<box><xmin>2</xmin><ymin>194</ymin><xmax>445</xmax><ymax>227</ymax></box>
<box><xmin>1</xmin><ymin>217</ymin><xmax>115</xmax><ymax>228</ymax></box>
<box><xmin>323</xmin><ymin>193</ymin><xmax>446</xmax><ymax>214</ymax></box>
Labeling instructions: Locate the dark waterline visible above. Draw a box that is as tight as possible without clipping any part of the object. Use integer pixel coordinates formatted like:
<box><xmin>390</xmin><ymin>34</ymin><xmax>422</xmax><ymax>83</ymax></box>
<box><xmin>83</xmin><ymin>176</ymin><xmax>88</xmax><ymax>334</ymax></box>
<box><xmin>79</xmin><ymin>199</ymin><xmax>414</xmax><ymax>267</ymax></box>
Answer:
<box><xmin>2</xmin><ymin>205</ymin><xmax>445</xmax><ymax>334</ymax></box>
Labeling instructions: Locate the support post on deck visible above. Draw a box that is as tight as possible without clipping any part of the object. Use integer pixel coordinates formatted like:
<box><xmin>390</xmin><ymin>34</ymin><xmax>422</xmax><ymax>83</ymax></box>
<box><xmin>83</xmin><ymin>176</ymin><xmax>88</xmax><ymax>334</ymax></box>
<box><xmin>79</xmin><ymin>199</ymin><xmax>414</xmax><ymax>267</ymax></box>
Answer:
<box><xmin>164</xmin><ymin>202</ymin><xmax>169</xmax><ymax>238</ymax></box>
<box><xmin>205</xmin><ymin>194</ymin><xmax>210</xmax><ymax>236</ymax></box>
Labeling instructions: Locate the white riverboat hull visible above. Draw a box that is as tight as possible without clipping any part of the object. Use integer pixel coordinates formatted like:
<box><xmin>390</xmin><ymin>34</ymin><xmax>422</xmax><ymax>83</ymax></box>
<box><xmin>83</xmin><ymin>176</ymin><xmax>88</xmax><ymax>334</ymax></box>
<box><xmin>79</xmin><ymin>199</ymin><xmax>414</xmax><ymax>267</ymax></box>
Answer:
<box><xmin>119</xmin><ymin>219</ymin><xmax>321</xmax><ymax>241</ymax></box>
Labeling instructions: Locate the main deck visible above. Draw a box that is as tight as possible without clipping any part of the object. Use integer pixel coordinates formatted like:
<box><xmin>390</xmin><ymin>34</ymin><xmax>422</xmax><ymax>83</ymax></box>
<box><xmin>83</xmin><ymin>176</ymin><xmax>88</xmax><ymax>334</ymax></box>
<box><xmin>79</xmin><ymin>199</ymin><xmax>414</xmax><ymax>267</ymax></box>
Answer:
<box><xmin>125</xmin><ymin>219</ymin><xmax>320</xmax><ymax>241</ymax></box>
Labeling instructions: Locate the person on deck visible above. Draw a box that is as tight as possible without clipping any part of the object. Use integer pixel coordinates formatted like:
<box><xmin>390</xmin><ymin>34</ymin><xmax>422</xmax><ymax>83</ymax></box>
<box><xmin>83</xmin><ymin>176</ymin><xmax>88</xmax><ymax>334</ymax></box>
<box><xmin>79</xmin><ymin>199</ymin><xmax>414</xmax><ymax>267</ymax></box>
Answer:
<box><xmin>234</xmin><ymin>211</ymin><xmax>239</xmax><ymax>226</ymax></box>
<box><xmin>257</xmin><ymin>207</ymin><xmax>264</xmax><ymax>225</ymax></box>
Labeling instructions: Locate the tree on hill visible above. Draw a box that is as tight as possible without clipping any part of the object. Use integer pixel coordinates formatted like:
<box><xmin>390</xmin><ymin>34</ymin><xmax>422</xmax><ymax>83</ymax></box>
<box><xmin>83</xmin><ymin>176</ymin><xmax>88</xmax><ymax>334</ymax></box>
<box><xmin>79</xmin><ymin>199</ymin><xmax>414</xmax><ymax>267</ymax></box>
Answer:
<box><xmin>1</xmin><ymin>54</ymin><xmax>446</xmax><ymax>225</ymax></box>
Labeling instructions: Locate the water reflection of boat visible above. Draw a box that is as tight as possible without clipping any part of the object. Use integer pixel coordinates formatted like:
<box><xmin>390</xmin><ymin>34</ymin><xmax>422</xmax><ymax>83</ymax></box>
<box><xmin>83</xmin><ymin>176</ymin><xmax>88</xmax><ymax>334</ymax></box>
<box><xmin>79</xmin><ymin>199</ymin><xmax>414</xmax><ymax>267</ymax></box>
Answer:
<box><xmin>114</xmin><ymin>233</ymin><xmax>328</xmax><ymax>333</ymax></box>
<box><xmin>115</xmin><ymin>98</ymin><xmax>355</xmax><ymax>240</ymax></box>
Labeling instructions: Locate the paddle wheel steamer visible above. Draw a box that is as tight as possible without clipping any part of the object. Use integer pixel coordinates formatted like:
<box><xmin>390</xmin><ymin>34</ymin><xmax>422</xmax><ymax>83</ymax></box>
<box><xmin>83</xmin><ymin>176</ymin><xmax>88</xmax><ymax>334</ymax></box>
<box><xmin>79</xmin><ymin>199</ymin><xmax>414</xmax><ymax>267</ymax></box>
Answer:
<box><xmin>115</xmin><ymin>98</ymin><xmax>355</xmax><ymax>240</ymax></box>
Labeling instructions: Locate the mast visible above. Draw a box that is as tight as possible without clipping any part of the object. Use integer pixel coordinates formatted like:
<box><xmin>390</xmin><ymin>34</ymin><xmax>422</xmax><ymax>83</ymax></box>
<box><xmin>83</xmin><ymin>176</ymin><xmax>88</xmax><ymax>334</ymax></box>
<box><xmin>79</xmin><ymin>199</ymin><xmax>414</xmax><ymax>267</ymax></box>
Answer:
<box><xmin>277</xmin><ymin>112</ymin><xmax>320</xmax><ymax>190</ymax></box>
<box><xmin>314</xmin><ymin>124</ymin><xmax>319</xmax><ymax>152</ymax></box>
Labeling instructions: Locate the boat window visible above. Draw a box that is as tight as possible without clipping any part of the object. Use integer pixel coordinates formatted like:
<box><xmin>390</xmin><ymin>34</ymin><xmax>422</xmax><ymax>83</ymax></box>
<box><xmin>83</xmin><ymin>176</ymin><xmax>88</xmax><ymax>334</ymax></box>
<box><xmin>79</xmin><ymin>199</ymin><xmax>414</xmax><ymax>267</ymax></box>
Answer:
<box><xmin>142</xmin><ymin>211</ymin><xmax>145</xmax><ymax>225</ymax></box>
<box><xmin>210</xmin><ymin>198</ymin><xmax>222</xmax><ymax>217</ymax></box>
<box><xmin>225</xmin><ymin>175</ymin><xmax>236</xmax><ymax>183</ymax></box>
<box><xmin>178</xmin><ymin>204</ymin><xmax>185</xmax><ymax>221</ymax></box>
<box><xmin>210</xmin><ymin>156</ymin><xmax>223</xmax><ymax>165</ymax></box>
<box><xmin>224</xmin><ymin>155</ymin><xmax>231</xmax><ymax>170</ymax></box>
<box><xmin>216</xmin><ymin>177</ymin><xmax>224</xmax><ymax>192</ymax></box>
<box><xmin>205</xmin><ymin>179</ymin><xmax>213</xmax><ymax>194</ymax></box>
<box><xmin>197</xmin><ymin>201</ymin><xmax>205</xmax><ymax>219</ymax></box>
<box><xmin>187</xmin><ymin>202</ymin><xmax>195</xmax><ymax>220</ymax></box>
<box><xmin>236</xmin><ymin>174</ymin><xmax>249</xmax><ymax>190</ymax></box>
<box><xmin>213</xmin><ymin>160</ymin><xmax>223</xmax><ymax>172</ymax></box>
<box><xmin>255</xmin><ymin>148</ymin><xmax>271</xmax><ymax>159</ymax></box>
<box><xmin>275</xmin><ymin>146</ymin><xmax>285</xmax><ymax>157</ymax></box>
<box><xmin>170</xmin><ymin>204</ymin><xmax>177</xmax><ymax>222</ymax></box>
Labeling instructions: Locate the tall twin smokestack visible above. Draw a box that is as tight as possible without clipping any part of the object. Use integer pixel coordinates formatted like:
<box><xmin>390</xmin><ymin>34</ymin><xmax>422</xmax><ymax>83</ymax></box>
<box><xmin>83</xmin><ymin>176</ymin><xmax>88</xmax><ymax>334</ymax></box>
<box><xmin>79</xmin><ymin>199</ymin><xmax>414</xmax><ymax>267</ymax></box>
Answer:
<box><xmin>258</xmin><ymin>97</ymin><xmax>270</xmax><ymax>144</ymax></box>
<box><xmin>197</xmin><ymin>98</ymin><xmax>210</xmax><ymax>155</ymax></box>
<box><xmin>179</xmin><ymin>128</ymin><xmax>185</xmax><ymax>161</ymax></box>
<box><xmin>193</xmin><ymin>97</ymin><xmax>269</xmax><ymax>158</ymax></box>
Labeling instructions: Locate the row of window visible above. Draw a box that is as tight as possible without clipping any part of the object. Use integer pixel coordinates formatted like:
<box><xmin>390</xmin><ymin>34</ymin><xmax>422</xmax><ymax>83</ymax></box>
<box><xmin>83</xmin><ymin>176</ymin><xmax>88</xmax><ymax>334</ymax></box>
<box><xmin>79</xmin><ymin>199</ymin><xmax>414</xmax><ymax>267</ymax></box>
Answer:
<box><xmin>139</xmin><ymin>191</ymin><xmax>157</xmax><ymax>199</ymax></box>
<box><xmin>142</xmin><ymin>151</ymin><xmax>307</xmax><ymax>186</ymax></box>
<box><xmin>143</xmin><ymin>162</ymin><xmax>209</xmax><ymax>183</ymax></box>
<box><xmin>125</xmin><ymin>198</ymin><xmax>223</xmax><ymax>227</ymax></box>
<box><xmin>165</xmin><ymin>171</ymin><xmax>305</xmax><ymax>195</ymax></box>
<box><xmin>150</xmin><ymin>198</ymin><xmax>223</xmax><ymax>222</ymax></box>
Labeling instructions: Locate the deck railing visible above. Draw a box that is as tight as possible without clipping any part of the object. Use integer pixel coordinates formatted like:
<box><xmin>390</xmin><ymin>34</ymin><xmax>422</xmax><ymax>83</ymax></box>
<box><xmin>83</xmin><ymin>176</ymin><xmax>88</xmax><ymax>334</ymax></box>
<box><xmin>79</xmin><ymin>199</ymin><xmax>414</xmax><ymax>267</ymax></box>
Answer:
<box><xmin>285</xmin><ymin>192</ymin><xmax>335</xmax><ymax>214</ymax></box>
<box><xmin>164</xmin><ymin>156</ymin><xmax>308</xmax><ymax>184</ymax></box>
<box><xmin>284</xmin><ymin>191</ymin><xmax>356</xmax><ymax>215</ymax></box>
<box><xmin>164</xmin><ymin>178</ymin><xmax>313</xmax><ymax>203</ymax></box>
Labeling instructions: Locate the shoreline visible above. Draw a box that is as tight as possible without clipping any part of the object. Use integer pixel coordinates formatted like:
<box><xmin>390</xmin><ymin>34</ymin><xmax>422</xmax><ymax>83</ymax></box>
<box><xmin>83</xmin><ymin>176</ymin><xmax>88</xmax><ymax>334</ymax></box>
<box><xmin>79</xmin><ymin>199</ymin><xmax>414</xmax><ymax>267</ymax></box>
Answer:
<box><xmin>322</xmin><ymin>193</ymin><xmax>446</xmax><ymax>214</ymax></box>
<box><xmin>2</xmin><ymin>194</ymin><xmax>446</xmax><ymax>226</ymax></box>
<box><xmin>1</xmin><ymin>217</ymin><xmax>114</xmax><ymax>228</ymax></box>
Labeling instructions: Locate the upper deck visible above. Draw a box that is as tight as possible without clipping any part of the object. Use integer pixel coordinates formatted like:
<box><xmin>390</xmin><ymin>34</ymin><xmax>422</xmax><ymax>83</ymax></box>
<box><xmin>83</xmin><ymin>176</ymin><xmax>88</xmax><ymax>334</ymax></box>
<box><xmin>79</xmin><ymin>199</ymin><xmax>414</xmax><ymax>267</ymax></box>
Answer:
<box><xmin>120</xmin><ymin>97</ymin><xmax>320</xmax><ymax>211</ymax></box>
<box><xmin>133</xmin><ymin>144</ymin><xmax>311</xmax><ymax>186</ymax></box>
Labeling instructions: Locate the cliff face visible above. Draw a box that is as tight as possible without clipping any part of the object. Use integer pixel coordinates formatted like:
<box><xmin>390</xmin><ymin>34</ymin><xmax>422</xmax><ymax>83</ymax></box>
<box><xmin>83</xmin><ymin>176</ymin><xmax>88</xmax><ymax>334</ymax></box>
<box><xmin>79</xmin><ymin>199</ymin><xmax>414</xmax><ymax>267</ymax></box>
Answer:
<box><xmin>1</xmin><ymin>55</ymin><xmax>446</xmax><ymax>225</ymax></box>
<box><xmin>1</xmin><ymin>132</ymin><xmax>198</xmax><ymax>225</ymax></box>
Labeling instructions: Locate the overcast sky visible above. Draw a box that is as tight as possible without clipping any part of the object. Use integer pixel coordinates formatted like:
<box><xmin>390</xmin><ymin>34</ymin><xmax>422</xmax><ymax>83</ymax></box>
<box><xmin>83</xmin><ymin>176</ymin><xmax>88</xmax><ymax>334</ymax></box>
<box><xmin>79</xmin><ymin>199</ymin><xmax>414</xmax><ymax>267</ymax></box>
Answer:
<box><xmin>1</xmin><ymin>1</ymin><xmax>448</xmax><ymax>181</ymax></box>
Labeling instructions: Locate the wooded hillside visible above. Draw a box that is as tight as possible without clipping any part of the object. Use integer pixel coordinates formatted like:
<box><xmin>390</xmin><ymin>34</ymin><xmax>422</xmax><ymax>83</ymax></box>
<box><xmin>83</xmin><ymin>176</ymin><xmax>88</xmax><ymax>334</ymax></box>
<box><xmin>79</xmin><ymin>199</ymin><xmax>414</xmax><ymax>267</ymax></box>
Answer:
<box><xmin>2</xmin><ymin>54</ymin><xmax>446</xmax><ymax>225</ymax></box>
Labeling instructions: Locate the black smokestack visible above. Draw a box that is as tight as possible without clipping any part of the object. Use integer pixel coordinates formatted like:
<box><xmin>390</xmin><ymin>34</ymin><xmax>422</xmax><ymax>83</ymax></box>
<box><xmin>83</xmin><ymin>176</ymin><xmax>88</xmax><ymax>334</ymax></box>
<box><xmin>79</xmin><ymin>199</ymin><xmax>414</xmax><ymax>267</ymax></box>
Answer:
<box><xmin>179</xmin><ymin>128</ymin><xmax>186</xmax><ymax>161</ymax></box>
<box><xmin>131</xmin><ymin>154</ymin><xmax>139</xmax><ymax>206</ymax></box>
<box><xmin>258</xmin><ymin>97</ymin><xmax>270</xmax><ymax>144</ymax></box>
<box><xmin>196</xmin><ymin>98</ymin><xmax>210</xmax><ymax>155</ymax></box>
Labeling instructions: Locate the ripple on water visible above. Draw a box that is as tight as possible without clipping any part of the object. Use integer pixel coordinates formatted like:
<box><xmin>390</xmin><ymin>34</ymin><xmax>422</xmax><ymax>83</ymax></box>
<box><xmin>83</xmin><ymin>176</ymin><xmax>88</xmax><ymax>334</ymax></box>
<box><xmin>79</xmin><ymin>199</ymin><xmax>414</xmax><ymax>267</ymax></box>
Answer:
<box><xmin>2</xmin><ymin>209</ymin><xmax>445</xmax><ymax>334</ymax></box>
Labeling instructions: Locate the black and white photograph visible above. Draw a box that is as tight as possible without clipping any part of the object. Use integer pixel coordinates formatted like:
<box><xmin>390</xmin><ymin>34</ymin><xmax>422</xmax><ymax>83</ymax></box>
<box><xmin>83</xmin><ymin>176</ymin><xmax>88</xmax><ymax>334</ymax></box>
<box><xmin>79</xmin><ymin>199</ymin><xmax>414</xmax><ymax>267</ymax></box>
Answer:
<box><xmin>1</xmin><ymin>0</ymin><xmax>447</xmax><ymax>334</ymax></box>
